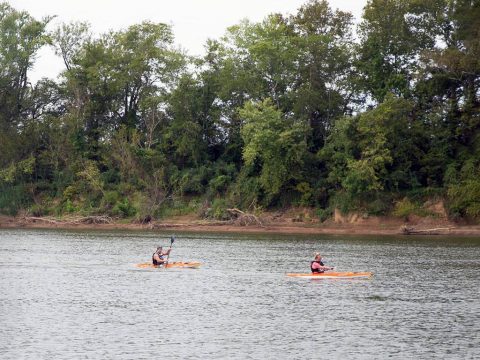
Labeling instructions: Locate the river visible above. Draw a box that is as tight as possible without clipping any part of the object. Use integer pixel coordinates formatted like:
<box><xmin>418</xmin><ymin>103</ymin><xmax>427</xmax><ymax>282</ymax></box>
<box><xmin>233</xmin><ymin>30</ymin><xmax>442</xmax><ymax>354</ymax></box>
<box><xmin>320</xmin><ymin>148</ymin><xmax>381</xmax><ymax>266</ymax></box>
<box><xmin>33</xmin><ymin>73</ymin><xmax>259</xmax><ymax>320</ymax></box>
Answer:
<box><xmin>0</xmin><ymin>229</ymin><xmax>479</xmax><ymax>359</ymax></box>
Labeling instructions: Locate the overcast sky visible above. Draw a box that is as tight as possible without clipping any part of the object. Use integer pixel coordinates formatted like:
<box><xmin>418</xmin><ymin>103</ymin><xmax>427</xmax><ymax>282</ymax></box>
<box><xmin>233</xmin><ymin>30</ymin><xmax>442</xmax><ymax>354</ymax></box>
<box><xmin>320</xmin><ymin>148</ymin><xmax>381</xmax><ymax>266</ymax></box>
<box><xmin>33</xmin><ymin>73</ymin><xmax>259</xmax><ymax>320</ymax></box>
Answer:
<box><xmin>8</xmin><ymin>0</ymin><xmax>367</xmax><ymax>82</ymax></box>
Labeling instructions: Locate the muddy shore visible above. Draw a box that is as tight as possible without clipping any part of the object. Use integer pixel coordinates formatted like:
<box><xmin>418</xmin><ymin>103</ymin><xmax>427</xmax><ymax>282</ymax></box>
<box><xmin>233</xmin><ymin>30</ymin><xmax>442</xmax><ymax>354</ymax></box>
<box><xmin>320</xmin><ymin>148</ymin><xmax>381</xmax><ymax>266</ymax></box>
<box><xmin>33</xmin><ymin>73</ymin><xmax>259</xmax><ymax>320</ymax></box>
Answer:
<box><xmin>1</xmin><ymin>215</ymin><xmax>480</xmax><ymax>236</ymax></box>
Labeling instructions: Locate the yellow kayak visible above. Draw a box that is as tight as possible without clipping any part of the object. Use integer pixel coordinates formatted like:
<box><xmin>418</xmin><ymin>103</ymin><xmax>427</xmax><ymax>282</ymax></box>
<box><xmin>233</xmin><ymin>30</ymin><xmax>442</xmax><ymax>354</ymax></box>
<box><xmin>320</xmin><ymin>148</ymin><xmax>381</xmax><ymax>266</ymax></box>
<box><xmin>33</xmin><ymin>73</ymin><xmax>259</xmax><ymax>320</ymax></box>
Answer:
<box><xmin>286</xmin><ymin>271</ymin><xmax>373</xmax><ymax>279</ymax></box>
<box><xmin>136</xmin><ymin>261</ymin><xmax>201</xmax><ymax>269</ymax></box>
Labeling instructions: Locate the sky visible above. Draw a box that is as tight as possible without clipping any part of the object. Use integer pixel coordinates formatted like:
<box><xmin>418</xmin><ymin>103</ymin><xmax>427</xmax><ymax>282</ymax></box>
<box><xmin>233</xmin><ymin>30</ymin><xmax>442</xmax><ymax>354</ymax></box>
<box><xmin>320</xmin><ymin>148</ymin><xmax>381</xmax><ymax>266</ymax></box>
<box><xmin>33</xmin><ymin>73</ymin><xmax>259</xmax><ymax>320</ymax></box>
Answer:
<box><xmin>8</xmin><ymin>0</ymin><xmax>367</xmax><ymax>82</ymax></box>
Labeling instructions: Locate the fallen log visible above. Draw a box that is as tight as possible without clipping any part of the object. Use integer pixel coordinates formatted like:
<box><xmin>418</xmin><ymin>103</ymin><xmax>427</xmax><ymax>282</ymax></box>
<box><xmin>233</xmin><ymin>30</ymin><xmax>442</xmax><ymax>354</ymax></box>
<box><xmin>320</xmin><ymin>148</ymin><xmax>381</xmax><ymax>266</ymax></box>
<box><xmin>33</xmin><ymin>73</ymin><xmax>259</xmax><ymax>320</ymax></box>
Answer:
<box><xmin>74</xmin><ymin>216</ymin><xmax>114</xmax><ymax>224</ymax></box>
<box><xmin>401</xmin><ymin>226</ymin><xmax>454</xmax><ymax>235</ymax></box>
<box><xmin>22</xmin><ymin>216</ymin><xmax>60</xmax><ymax>224</ymax></box>
<box><xmin>23</xmin><ymin>215</ymin><xmax>114</xmax><ymax>225</ymax></box>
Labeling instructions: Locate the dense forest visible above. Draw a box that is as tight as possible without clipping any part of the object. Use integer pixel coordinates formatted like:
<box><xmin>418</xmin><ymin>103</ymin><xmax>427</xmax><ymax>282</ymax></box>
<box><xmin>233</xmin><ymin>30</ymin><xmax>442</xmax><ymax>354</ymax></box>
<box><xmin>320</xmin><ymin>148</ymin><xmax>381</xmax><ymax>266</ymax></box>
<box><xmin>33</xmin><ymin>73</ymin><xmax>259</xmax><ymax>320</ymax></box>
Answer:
<box><xmin>0</xmin><ymin>0</ymin><xmax>479</xmax><ymax>222</ymax></box>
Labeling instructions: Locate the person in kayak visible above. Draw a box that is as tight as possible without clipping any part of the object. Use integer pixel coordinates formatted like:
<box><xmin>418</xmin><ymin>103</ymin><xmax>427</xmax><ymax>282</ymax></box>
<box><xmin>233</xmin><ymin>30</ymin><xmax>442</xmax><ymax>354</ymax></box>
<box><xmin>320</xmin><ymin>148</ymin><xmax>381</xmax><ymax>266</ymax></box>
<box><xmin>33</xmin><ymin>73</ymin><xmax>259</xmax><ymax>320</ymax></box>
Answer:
<box><xmin>311</xmin><ymin>253</ymin><xmax>334</xmax><ymax>273</ymax></box>
<box><xmin>152</xmin><ymin>246</ymin><xmax>171</xmax><ymax>266</ymax></box>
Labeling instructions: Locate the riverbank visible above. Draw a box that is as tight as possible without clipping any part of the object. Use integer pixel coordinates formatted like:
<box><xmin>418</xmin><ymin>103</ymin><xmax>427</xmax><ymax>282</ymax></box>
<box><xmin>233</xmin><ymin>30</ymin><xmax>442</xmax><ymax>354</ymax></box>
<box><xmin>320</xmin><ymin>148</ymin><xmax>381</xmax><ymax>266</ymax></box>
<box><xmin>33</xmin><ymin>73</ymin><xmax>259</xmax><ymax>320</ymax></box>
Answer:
<box><xmin>1</xmin><ymin>213</ymin><xmax>480</xmax><ymax>236</ymax></box>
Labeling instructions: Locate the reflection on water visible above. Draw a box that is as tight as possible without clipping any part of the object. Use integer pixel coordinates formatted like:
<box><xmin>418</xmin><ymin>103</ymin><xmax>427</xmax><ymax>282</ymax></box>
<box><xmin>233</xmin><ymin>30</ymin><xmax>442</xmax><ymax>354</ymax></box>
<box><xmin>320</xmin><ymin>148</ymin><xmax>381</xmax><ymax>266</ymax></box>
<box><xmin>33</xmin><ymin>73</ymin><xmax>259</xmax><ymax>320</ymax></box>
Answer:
<box><xmin>0</xmin><ymin>229</ymin><xmax>479</xmax><ymax>359</ymax></box>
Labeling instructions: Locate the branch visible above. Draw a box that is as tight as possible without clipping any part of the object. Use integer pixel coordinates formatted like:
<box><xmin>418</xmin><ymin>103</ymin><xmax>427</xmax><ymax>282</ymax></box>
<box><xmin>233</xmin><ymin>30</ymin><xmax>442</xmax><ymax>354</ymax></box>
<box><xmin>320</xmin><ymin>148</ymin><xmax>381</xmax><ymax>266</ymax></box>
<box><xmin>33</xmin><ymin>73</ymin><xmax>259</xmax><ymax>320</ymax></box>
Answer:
<box><xmin>227</xmin><ymin>208</ymin><xmax>264</xmax><ymax>227</ymax></box>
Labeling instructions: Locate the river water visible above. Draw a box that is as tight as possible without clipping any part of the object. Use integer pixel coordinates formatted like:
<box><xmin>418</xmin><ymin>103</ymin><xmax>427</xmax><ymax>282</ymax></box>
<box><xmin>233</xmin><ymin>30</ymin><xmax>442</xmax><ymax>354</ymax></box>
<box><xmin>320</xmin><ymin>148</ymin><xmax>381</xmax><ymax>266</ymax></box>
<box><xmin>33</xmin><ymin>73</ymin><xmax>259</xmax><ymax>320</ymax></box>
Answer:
<box><xmin>0</xmin><ymin>229</ymin><xmax>479</xmax><ymax>359</ymax></box>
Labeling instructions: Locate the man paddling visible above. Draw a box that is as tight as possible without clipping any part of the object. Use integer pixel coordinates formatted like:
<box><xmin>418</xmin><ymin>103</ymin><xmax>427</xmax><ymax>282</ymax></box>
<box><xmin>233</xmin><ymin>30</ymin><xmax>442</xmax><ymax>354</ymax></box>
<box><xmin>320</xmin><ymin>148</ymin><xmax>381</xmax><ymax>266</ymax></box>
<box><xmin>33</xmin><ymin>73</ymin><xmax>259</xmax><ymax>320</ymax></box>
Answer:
<box><xmin>311</xmin><ymin>253</ymin><xmax>334</xmax><ymax>273</ymax></box>
<box><xmin>152</xmin><ymin>246</ymin><xmax>171</xmax><ymax>266</ymax></box>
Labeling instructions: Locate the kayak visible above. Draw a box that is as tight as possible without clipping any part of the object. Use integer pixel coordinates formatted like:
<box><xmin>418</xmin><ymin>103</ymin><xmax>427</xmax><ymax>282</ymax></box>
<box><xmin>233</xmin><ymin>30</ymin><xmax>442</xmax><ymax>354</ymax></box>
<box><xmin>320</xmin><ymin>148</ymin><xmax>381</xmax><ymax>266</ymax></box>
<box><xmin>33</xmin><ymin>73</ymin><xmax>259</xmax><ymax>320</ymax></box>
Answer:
<box><xmin>286</xmin><ymin>271</ymin><xmax>373</xmax><ymax>279</ymax></box>
<box><xmin>136</xmin><ymin>261</ymin><xmax>201</xmax><ymax>269</ymax></box>
<box><xmin>164</xmin><ymin>261</ymin><xmax>201</xmax><ymax>269</ymax></box>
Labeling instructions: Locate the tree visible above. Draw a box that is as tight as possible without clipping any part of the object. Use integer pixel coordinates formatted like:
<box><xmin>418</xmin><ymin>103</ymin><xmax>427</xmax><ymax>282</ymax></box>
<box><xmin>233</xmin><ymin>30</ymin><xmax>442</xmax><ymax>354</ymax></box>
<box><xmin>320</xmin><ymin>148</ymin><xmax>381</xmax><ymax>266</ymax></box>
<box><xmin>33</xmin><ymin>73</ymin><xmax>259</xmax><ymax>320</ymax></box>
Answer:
<box><xmin>291</xmin><ymin>0</ymin><xmax>355</xmax><ymax>149</ymax></box>
<box><xmin>0</xmin><ymin>2</ymin><xmax>51</xmax><ymax>166</ymax></box>
<box><xmin>60</xmin><ymin>22</ymin><xmax>186</xmax><ymax>159</ymax></box>
<box><xmin>0</xmin><ymin>3</ymin><xmax>52</xmax><ymax>126</ymax></box>
<box><xmin>322</xmin><ymin>96</ymin><xmax>421</xmax><ymax>208</ymax></box>
<box><xmin>419</xmin><ymin>0</ymin><xmax>480</xmax><ymax>144</ymax></box>
<box><xmin>224</xmin><ymin>15</ymin><xmax>298</xmax><ymax>109</ymax></box>
<box><xmin>357</xmin><ymin>0</ymin><xmax>439</xmax><ymax>102</ymax></box>
<box><xmin>240</xmin><ymin>99</ymin><xmax>308</xmax><ymax>200</ymax></box>
<box><xmin>52</xmin><ymin>21</ymin><xmax>91</xmax><ymax>71</ymax></box>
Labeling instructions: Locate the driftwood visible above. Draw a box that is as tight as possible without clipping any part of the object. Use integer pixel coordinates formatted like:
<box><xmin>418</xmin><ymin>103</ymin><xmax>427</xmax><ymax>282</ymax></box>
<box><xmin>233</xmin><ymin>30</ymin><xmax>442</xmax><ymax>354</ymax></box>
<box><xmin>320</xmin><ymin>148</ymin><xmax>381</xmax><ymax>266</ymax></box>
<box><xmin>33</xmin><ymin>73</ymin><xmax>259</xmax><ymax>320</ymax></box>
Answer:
<box><xmin>23</xmin><ymin>216</ymin><xmax>59</xmax><ymax>224</ymax></box>
<box><xmin>401</xmin><ymin>226</ymin><xmax>454</xmax><ymax>235</ymax></box>
<box><xmin>23</xmin><ymin>215</ymin><xmax>114</xmax><ymax>225</ymax></box>
<box><xmin>227</xmin><ymin>208</ymin><xmax>264</xmax><ymax>227</ymax></box>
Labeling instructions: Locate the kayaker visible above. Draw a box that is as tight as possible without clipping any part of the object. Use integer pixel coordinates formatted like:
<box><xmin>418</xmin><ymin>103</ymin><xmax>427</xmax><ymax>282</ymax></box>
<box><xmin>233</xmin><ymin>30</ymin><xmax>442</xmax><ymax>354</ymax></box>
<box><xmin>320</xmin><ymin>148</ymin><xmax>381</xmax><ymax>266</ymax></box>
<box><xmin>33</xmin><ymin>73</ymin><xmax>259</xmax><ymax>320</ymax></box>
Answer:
<box><xmin>152</xmin><ymin>246</ymin><xmax>171</xmax><ymax>266</ymax></box>
<box><xmin>311</xmin><ymin>253</ymin><xmax>334</xmax><ymax>273</ymax></box>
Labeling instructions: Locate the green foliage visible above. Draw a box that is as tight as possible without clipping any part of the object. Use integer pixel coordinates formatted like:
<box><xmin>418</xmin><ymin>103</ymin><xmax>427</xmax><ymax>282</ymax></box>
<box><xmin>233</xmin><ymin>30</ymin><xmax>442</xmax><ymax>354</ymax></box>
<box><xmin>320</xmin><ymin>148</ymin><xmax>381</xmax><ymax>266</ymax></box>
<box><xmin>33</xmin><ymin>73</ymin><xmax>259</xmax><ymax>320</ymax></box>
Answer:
<box><xmin>28</xmin><ymin>203</ymin><xmax>48</xmax><ymax>217</ymax></box>
<box><xmin>392</xmin><ymin>198</ymin><xmax>418</xmax><ymax>218</ymax></box>
<box><xmin>169</xmin><ymin>166</ymin><xmax>210</xmax><ymax>196</ymax></box>
<box><xmin>366</xmin><ymin>195</ymin><xmax>392</xmax><ymax>216</ymax></box>
<box><xmin>224</xmin><ymin>15</ymin><xmax>298</xmax><ymax>109</ymax></box>
<box><xmin>1</xmin><ymin>1</ymin><xmax>480</xmax><ymax>221</ymax></box>
<box><xmin>392</xmin><ymin>195</ymin><xmax>438</xmax><ymax>218</ymax></box>
<box><xmin>240</xmin><ymin>99</ymin><xmax>308</xmax><ymax>197</ymax></box>
<box><xmin>0</xmin><ymin>156</ymin><xmax>36</xmax><ymax>183</ymax></box>
<box><xmin>76</xmin><ymin>161</ymin><xmax>103</xmax><ymax>193</ymax></box>
<box><xmin>62</xmin><ymin>185</ymin><xmax>77</xmax><ymax>201</ymax></box>
<box><xmin>322</xmin><ymin>95</ymin><xmax>421</xmax><ymax>210</ymax></box>
<box><xmin>202</xmin><ymin>198</ymin><xmax>231</xmax><ymax>221</ymax></box>
<box><xmin>0</xmin><ymin>3</ymin><xmax>52</xmax><ymax>131</ymax></box>
<box><xmin>230</xmin><ymin>170</ymin><xmax>263</xmax><ymax>209</ymax></box>
<box><xmin>0</xmin><ymin>163</ymin><xmax>16</xmax><ymax>183</ymax></box>
<box><xmin>206</xmin><ymin>162</ymin><xmax>237</xmax><ymax>196</ymax></box>
<box><xmin>357</xmin><ymin>0</ymin><xmax>438</xmax><ymax>101</ymax></box>
<box><xmin>316</xmin><ymin>208</ymin><xmax>332</xmax><ymax>223</ymax></box>
<box><xmin>112</xmin><ymin>198</ymin><xmax>137</xmax><ymax>218</ymax></box>
<box><xmin>64</xmin><ymin>199</ymin><xmax>77</xmax><ymax>214</ymax></box>
<box><xmin>0</xmin><ymin>185</ymin><xmax>32</xmax><ymax>216</ymax></box>
<box><xmin>295</xmin><ymin>182</ymin><xmax>313</xmax><ymax>206</ymax></box>
<box><xmin>99</xmin><ymin>191</ymin><xmax>120</xmax><ymax>212</ymax></box>
<box><xmin>209</xmin><ymin>175</ymin><xmax>230</xmax><ymax>195</ymax></box>
<box><xmin>447</xmin><ymin>163</ymin><xmax>480</xmax><ymax>219</ymax></box>
<box><xmin>52</xmin><ymin>21</ymin><xmax>91</xmax><ymax>71</ymax></box>
<box><xmin>157</xmin><ymin>198</ymin><xmax>200</xmax><ymax>218</ymax></box>
<box><xmin>292</xmin><ymin>0</ymin><xmax>355</xmax><ymax>149</ymax></box>
<box><xmin>330</xmin><ymin>191</ymin><xmax>358</xmax><ymax>215</ymax></box>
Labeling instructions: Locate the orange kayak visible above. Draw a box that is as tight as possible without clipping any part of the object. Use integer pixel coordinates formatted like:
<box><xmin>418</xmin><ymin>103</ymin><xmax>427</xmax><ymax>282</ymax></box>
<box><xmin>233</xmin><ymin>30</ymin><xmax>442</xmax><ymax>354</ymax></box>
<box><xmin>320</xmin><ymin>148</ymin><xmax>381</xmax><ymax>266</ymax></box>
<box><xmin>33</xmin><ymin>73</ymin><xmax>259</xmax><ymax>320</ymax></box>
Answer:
<box><xmin>136</xmin><ymin>261</ymin><xmax>201</xmax><ymax>269</ymax></box>
<box><xmin>286</xmin><ymin>271</ymin><xmax>373</xmax><ymax>279</ymax></box>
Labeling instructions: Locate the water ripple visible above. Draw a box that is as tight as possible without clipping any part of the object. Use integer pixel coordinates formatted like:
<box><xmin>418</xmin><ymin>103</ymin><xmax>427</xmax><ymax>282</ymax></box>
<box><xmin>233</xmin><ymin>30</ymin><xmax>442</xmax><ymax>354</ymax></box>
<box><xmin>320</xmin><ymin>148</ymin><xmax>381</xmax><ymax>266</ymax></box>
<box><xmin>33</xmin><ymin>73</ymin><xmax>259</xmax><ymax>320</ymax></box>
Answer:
<box><xmin>0</xmin><ymin>229</ymin><xmax>479</xmax><ymax>359</ymax></box>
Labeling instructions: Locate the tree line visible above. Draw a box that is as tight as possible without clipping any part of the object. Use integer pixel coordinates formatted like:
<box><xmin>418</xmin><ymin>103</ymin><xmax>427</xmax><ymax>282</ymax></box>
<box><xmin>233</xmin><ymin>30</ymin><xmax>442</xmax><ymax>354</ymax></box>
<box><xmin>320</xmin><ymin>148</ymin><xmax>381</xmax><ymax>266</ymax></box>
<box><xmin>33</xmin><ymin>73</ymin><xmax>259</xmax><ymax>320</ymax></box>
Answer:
<box><xmin>0</xmin><ymin>0</ymin><xmax>479</xmax><ymax>221</ymax></box>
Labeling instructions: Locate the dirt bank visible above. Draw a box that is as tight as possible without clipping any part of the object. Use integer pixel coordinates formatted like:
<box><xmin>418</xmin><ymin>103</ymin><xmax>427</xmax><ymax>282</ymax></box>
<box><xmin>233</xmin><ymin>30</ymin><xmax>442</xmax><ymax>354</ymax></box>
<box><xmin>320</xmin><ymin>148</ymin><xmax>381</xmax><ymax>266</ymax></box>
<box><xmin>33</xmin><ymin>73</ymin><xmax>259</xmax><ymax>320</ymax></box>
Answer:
<box><xmin>1</xmin><ymin>213</ymin><xmax>480</xmax><ymax>236</ymax></box>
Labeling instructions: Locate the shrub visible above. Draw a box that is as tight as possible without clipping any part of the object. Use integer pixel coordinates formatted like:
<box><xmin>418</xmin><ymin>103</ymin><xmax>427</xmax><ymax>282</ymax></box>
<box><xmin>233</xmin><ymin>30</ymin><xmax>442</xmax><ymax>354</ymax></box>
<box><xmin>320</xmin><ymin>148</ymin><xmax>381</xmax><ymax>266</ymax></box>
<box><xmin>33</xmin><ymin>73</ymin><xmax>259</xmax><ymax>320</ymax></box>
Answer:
<box><xmin>330</xmin><ymin>191</ymin><xmax>357</xmax><ymax>214</ymax></box>
<box><xmin>210</xmin><ymin>198</ymin><xmax>230</xmax><ymax>220</ymax></box>
<box><xmin>296</xmin><ymin>182</ymin><xmax>313</xmax><ymax>206</ymax></box>
<box><xmin>28</xmin><ymin>204</ymin><xmax>47</xmax><ymax>217</ymax></box>
<box><xmin>200</xmin><ymin>198</ymin><xmax>231</xmax><ymax>220</ymax></box>
<box><xmin>393</xmin><ymin>198</ymin><xmax>424</xmax><ymax>218</ymax></box>
<box><xmin>366</xmin><ymin>196</ymin><xmax>391</xmax><ymax>216</ymax></box>
<box><xmin>100</xmin><ymin>191</ymin><xmax>121</xmax><ymax>212</ymax></box>
<box><xmin>0</xmin><ymin>185</ymin><xmax>32</xmax><ymax>216</ymax></box>
<box><xmin>171</xmin><ymin>166</ymin><xmax>211</xmax><ymax>196</ymax></box>
<box><xmin>230</xmin><ymin>172</ymin><xmax>262</xmax><ymax>209</ymax></box>
<box><xmin>101</xmin><ymin>169</ymin><xmax>121</xmax><ymax>187</ymax></box>
<box><xmin>62</xmin><ymin>185</ymin><xmax>78</xmax><ymax>201</ymax></box>
<box><xmin>208</xmin><ymin>175</ymin><xmax>230</xmax><ymax>195</ymax></box>
<box><xmin>447</xmin><ymin>179</ymin><xmax>480</xmax><ymax>219</ymax></box>
<box><xmin>156</xmin><ymin>197</ymin><xmax>200</xmax><ymax>218</ymax></box>
<box><xmin>112</xmin><ymin>198</ymin><xmax>137</xmax><ymax>218</ymax></box>
<box><xmin>316</xmin><ymin>208</ymin><xmax>332</xmax><ymax>222</ymax></box>
<box><xmin>64</xmin><ymin>199</ymin><xmax>77</xmax><ymax>213</ymax></box>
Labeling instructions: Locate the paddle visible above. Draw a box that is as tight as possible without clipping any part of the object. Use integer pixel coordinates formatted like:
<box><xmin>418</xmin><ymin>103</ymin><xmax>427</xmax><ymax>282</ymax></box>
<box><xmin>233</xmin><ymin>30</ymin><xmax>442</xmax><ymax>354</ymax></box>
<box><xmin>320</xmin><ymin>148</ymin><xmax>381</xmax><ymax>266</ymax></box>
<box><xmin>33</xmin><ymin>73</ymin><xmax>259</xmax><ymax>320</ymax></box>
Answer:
<box><xmin>164</xmin><ymin>236</ymin><xmax>175</xmax><ymax>265</ymax></box>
